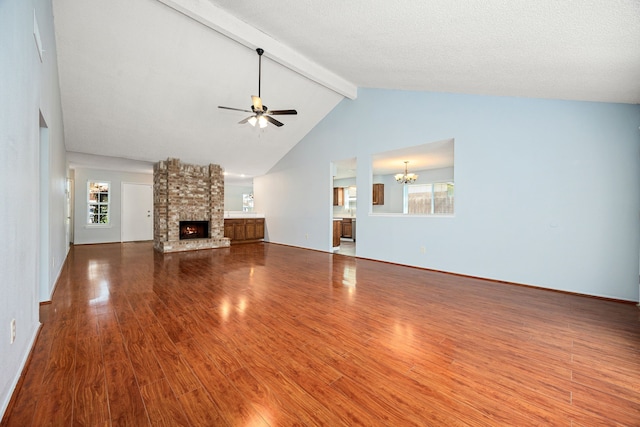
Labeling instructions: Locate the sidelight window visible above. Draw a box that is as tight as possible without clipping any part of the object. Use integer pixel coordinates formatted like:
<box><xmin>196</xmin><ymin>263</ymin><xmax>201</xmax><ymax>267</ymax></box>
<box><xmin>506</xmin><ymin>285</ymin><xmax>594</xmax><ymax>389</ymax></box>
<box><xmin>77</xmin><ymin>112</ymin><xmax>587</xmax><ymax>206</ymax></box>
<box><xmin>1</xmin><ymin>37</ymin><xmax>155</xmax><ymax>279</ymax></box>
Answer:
<box><xmin>87</xmin><ymin>181</ymin><xmax>110</xmax><ymax>224</ymax></box>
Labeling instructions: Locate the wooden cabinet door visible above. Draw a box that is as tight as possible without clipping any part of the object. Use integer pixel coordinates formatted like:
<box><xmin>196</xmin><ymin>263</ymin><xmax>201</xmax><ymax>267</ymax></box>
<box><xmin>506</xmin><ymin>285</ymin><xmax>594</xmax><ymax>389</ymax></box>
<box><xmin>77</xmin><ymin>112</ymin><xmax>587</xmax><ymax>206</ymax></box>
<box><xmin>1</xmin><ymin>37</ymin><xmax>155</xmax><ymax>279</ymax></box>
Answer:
<box><xmin>233</xmin><ymin>221</ymin><xmax>246</xmax><ymax>241</ymax></box>
<box><xmin>256</xmin><ymin>219</ymin><xmax>265</xmax><ymax>239</ymax></box>
<box><xmin>224</xmin><ymin>220</ymin><xmax>234</xmax><ymax>240</ymax></box>
<box><xmin>245</xmin><ymin>219</ymin><xmax>256</xmax><ymax>240</ymax></box>
<box><xmin>333</xmin><ymin>220</ymin><xmax>341</xmax><ymax>247</ymax></box>
<box><xmin>372</xmin><ymin>183</ymin><xmax>384</xmax><ymax>205</ymax></box>
<box><xmin>333</xmin><ymin>187</ymin><xmax>344</xmax><ymax>206</ymax></box>
<box><xmin>342</xmin><ymin>218</ymin><xmax>352</xmax><ymax>238</ymax></box>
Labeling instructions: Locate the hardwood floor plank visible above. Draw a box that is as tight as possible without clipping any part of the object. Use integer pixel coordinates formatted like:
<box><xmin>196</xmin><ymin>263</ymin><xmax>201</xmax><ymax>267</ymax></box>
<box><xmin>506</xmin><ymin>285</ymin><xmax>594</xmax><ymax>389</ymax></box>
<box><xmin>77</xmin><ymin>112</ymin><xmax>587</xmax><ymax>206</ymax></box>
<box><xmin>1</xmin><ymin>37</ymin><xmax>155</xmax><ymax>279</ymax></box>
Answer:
<box><xmin>3</xmin><ymin>242</ymin><xmax>639</xmax><ymax>426</ymax></box>
<box><xmin>178</xmin><ymin>388</ymin><xmax>229</xmax><ymax>427</ymax></box>
<box><xmin>226</xmin><ymin>367</ymin><xmax>306</xmax><ymax>426</ymax></box>
<box><xmin>30</xmin><ymin>326</ymin><xmax>76</xmax><ymax>427</ymax></box>
<box><xmin>192</xmin><ymin>333</ymin><xmax>245</xmax><ymax>376</ymax></box>
<box><xmin>73</xmin><ymin>336</ymin><xmax>109</xmax><ymax>427</ymax></box>
<box><xmin>97</xmin><ymin>310</ymin><xmax>129</xmax><ymax>364</ymax></box>
<box><xmin>113</xmin><ymin>302</ymin><xmax>165</xmax><ymax>387</ymax></box>
<box><xmin>104</xmin><ymin>358</ymin><xmax>150</xmax><ymax>426</ymax></box>
<box><xmin>139</xmin><ymin>379</ymin><xmax>190</xmax><ymax>427</ymax></box>
<box><xmin>234</xmin><ymin>346</ymin><xmax>346</xmax><ymax>426</ymax></box>
<box><xmin>175</xmin><ymin>338</ymin><xmax>267</xmax><ymax>426</ymax></box>
<box><xmin>141</xmin><ymin>321</ymin><xmax>200</xmax><ymax>396</ymax></box>
<box><xmin>570</xmin><ymin>381</ymin><xmax>640</xmax><ymax>425</ymax></box>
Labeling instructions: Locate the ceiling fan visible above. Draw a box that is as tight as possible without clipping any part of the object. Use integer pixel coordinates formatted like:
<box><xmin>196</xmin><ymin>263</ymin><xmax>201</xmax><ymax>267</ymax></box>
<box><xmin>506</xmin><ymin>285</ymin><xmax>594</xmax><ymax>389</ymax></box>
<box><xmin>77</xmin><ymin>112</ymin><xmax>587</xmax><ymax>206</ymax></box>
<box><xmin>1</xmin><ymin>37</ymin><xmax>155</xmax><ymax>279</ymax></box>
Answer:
<box><xmin>218</xmin><ymin>48</ymin><xmax>297</xmax><ymax>128</ymax></box>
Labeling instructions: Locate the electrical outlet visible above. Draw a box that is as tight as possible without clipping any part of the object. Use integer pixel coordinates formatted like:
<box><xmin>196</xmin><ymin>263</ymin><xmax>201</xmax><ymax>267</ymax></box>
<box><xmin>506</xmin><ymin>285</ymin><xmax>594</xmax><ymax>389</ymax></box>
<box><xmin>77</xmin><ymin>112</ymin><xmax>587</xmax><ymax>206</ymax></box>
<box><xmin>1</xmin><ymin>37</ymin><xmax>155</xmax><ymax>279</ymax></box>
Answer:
<box><xmin>305</xmin><ymin>233</ymin><xmax>309</xmax><ymax>240</ymax></box>
<box><xmin>420</xmin><ymin>246</ymin><xmax>426</xmax><ymax>254</ymax></box>
<box><xmin>10</xmin><ymin>319</ymin><xmax>16</xmax><ymax>344</ymax></box>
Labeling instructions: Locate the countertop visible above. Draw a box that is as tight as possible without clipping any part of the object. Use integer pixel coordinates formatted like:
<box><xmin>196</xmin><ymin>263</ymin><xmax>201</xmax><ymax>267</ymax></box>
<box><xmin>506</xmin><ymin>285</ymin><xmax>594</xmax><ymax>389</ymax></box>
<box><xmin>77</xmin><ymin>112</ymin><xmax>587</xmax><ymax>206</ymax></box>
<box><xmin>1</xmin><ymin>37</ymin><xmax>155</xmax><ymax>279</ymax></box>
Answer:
<box><xmin>224</xmin><ymin>211</ymin><xmax>265</xmax><ymax>218</ymax></box>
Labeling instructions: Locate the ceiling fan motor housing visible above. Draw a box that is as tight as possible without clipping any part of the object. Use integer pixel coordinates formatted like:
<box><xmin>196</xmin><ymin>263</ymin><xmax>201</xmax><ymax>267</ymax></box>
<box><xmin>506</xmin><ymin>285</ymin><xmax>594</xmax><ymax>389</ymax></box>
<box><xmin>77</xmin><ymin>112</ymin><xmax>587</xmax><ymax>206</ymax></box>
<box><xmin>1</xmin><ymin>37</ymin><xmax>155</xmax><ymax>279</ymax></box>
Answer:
<box><xmin>217</xmin><ymin>47</ymin><xmax>297</xmax><ymax>128</ymax></box>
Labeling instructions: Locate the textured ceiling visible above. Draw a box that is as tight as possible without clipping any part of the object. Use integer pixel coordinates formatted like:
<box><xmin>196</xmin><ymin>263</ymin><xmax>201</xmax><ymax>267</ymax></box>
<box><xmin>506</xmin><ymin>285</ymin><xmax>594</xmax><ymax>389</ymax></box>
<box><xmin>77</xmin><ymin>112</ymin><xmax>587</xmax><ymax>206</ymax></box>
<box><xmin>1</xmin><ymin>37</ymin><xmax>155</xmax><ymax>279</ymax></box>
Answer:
<box><xmin>210</xmin><ymin>0</ymin><xmax>640</xmax><ymax>104</ymax></box>
<box><xmin>54</xmin><ymin>0</ymin><xmax>640</xmax><ymax>182</ymax></box>
<box><xmin>209</xmin><ymin>0</ymin><xmax>640</xmax><ymax>104</ymax></box>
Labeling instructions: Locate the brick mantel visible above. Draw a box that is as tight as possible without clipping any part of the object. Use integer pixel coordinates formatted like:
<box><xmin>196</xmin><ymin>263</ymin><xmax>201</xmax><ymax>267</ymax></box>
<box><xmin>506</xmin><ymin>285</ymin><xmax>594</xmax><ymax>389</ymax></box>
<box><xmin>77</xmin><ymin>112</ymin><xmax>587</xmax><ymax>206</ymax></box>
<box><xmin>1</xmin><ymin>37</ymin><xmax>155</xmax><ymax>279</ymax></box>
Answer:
<box><xmin>153</xmin><ymin>158</ymin><xmax>230</xmax><ymax>253</ymax></box>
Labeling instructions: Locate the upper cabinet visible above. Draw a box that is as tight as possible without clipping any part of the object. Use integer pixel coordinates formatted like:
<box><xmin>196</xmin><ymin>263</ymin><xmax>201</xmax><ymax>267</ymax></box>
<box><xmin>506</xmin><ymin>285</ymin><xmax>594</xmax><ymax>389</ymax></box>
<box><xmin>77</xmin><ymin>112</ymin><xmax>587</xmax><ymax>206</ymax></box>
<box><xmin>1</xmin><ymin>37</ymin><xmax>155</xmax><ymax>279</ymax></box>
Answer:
<box><xmin>333</xmin><ymin>187</ymin><xmax>344</xmax><ymax>206</ymax></box>
<box><xmin>372</xmin><ymin>183</ymin><xmax>384</xmax><ymax>205</ymax></box>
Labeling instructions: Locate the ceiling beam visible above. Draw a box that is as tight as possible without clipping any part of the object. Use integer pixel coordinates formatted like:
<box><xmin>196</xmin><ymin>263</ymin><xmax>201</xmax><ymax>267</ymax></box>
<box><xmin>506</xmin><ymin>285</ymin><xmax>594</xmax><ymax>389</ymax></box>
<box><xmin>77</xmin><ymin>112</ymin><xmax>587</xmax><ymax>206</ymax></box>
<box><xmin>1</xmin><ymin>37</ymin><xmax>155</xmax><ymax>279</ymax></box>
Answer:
<box><xmin>155</xmin><ymin>0</ymin><xmax>358</xmax><ymax>99</ymax></box>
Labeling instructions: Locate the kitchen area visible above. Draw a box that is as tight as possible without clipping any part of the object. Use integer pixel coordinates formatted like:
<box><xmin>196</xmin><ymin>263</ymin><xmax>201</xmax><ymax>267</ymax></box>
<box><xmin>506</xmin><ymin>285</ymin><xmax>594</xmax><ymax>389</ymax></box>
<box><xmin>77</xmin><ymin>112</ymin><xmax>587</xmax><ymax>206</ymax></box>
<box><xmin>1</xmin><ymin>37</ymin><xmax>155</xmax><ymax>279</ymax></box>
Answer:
<box><xmin>333</xmin><ymin>183</ymin><xmax>357</xmax><ymax>256</ymax></box>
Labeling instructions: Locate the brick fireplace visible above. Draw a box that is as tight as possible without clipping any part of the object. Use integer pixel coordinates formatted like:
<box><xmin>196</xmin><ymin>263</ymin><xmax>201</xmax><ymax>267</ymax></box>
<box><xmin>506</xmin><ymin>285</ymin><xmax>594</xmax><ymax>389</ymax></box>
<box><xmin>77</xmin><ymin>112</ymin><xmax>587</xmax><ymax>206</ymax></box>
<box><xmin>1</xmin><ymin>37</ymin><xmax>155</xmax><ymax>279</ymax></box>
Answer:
<box><xmin>153</xmin><ymin>158</ymin><xmax>230</xmax><ymax>253</ymax></box>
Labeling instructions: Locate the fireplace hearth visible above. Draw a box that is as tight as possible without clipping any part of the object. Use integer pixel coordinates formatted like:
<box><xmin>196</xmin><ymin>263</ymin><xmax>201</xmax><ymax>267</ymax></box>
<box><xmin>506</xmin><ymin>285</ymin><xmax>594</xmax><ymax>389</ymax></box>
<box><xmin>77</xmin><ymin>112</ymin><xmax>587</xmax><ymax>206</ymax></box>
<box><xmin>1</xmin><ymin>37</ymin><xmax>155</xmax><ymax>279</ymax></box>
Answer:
<box><xmin>179</xmin><ymin>221</ymin><xmax>209</xmax><ymax>240</ymax></box>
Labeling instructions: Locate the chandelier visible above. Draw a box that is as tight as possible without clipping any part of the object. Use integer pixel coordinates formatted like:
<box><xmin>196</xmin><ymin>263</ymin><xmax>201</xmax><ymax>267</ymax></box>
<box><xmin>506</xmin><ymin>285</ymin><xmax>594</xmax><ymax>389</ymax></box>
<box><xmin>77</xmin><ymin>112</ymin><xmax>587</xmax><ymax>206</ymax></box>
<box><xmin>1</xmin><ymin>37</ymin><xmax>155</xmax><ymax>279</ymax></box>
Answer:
<box><xmin>395</xmin><ymin>161</ymin><xmax>418</xmax><ymax>184</ymax></box>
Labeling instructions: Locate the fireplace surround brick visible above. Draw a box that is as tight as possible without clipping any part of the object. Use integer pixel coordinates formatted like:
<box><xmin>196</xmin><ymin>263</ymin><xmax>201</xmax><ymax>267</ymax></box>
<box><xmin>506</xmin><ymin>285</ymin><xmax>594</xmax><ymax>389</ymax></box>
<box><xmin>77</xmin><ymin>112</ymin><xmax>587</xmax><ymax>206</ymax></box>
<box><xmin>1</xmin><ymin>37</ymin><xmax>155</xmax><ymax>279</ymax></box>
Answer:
<box><xmin>153</xmin><ymin>158</ymin><xmax>230</xmax><ymax>253</ymax></box>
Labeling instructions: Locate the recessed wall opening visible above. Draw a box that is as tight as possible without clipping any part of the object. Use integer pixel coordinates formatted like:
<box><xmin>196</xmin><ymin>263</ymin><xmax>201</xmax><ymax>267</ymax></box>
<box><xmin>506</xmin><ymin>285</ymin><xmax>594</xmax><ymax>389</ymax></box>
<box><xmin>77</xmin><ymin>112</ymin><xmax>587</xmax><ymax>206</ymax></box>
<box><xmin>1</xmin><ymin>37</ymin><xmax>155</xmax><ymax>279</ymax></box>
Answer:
<box><xmin>371</xmin><ymin>138</ymin><xmax>455</xmax><ymax>216</ymax></box>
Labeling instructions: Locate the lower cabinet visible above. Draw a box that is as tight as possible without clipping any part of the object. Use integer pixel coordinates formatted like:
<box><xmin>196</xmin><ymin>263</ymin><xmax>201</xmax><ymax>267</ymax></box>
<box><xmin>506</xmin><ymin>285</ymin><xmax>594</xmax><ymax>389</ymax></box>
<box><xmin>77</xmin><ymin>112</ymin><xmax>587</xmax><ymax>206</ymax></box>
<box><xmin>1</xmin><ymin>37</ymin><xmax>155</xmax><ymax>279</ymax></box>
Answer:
<box><xmin>333</xmin><ymin>220</ymin><xmax>341</xmax><ymax>247</ymax></box>
<box><xmin>341</xmin><ymin>218</ymin><xmax>353</xmax><ymax>239</ymax></box>
<box><xmin>224</xmin><ymin>218</ymin><xmax>265</xmax><ymax>243</ymax></box>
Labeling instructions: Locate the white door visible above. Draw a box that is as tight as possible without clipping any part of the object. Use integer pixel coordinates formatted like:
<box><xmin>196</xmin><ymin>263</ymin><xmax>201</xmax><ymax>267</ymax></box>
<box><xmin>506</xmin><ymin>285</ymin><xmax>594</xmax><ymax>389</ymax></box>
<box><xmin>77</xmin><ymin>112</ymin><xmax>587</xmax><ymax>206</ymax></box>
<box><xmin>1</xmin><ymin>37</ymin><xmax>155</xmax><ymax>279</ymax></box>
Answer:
<box><xmin>122</xmin><ymin>183</ymin><xmax>153</xmax><ymax>242</ymax></box>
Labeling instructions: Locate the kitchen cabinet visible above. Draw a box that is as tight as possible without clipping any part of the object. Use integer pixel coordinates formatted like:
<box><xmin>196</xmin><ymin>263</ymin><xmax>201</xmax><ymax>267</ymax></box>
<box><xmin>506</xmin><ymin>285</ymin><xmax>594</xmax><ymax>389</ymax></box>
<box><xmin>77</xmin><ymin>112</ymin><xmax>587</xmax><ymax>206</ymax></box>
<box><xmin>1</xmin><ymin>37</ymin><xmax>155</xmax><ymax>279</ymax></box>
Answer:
<box><xmin>224</xmin><ymin>220</ymin><xmax>234</xmax><ymax>240</ymax></box>
<box><xmin>333</xmin><ymin>219</ymin><xmax>341</xmax><ymax>247</ymax></box>
<box><xmin>333</xmin><ymin>187</ymin><xmax>344</xmax><ymax>206</ymax></box>
<box><xmin>224</xmin><ymin>218</ymin><xmax>265</xmax><ymax>243</ymax></box>
<box><xmin>233</xmin><ymin>220</ymin><xmax>246</xmax><ymax>241</ymax></box>
<box><xmin>245</xmin><ymin>219</ymin><xmax>257</xmax><ymax>240</ymax></box>
<box><xmin>372</xmin><ymin>183</ymin><xmax>384</xmax><ymax>205</ymax></box>
<box><xmin>341</xmin><ymin>218</ymin><xmax>353</xmax><ymax>239</ymax></box>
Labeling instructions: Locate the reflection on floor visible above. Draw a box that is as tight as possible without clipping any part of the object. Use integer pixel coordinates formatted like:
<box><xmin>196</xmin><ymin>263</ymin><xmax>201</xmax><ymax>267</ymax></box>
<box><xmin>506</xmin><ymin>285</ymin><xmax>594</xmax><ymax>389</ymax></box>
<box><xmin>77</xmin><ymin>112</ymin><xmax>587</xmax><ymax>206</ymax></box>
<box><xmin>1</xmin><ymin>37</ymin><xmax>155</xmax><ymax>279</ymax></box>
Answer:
<box><xmin>336</xmin><ymin>239</ymin><xmax>355</xmax><ymax>256</ymax></box>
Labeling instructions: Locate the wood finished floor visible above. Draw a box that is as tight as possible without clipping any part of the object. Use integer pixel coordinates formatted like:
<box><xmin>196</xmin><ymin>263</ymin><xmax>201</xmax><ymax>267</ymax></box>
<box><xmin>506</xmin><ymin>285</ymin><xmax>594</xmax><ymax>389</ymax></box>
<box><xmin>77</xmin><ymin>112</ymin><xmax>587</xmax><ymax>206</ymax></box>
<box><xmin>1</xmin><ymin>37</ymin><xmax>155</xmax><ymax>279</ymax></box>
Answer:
<box><xmin>3</xmin><ymin>242</ymin><xmax>640</xmax><ymax>426</ymax></box>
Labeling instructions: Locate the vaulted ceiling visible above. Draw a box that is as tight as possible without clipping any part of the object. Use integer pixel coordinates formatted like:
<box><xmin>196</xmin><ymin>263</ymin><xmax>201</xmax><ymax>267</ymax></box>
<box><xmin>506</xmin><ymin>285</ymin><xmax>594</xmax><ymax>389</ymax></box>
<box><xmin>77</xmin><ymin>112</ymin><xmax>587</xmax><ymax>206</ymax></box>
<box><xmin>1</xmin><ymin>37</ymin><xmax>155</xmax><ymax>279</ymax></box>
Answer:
<box><xmin>55</xmin><ymin>0</ymin><xmax>640</xmax><ymax>183</ymax></box>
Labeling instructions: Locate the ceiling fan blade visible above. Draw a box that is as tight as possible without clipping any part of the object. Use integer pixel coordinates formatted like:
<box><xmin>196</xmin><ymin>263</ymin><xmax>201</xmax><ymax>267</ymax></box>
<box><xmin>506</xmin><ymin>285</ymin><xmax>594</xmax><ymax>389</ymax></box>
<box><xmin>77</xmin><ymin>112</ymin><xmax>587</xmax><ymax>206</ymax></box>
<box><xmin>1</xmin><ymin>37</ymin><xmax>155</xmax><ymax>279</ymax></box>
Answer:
<box><xmin>264</xmin><ymin>115</ymin><xmax>284</xmax><ymax>127</ymax></box>
<box><xmin>238</xmin><ymin>116</ymin><xmax>255</xmax><ymax>124</ymax></box>
<box><xmin>268</xmin><ymin>109</ymin><xmax>298</xmax><ymax>115</ymax></box>
<box><xmin>252</xmin><ymin>96</ymin><xmax>263</xmax><ymax>111</ymax></box>
<box><xmin>219</xmin><ymin>106</ymin><xmax>253</xmax><ymax>113</ymax></box>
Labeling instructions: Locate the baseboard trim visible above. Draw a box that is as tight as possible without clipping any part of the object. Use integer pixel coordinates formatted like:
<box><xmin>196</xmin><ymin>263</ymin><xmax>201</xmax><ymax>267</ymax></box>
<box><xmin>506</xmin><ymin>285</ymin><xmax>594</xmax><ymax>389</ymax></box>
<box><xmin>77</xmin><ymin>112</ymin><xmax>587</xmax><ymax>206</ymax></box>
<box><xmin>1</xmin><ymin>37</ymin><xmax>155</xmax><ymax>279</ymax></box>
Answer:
<box><xmin>354</xmin><ymin>254</ymin><xmax>637</xmax><ymax>305</ymax></box>
<box><xmin>267</xmin><ymin>241</ymin><xmax>638</xmax><ymax>304</ymax></box>
<box><xmin>0</xmin><ymin>324</ymin><xmax>43</xmax><ymax>423</ymax></box>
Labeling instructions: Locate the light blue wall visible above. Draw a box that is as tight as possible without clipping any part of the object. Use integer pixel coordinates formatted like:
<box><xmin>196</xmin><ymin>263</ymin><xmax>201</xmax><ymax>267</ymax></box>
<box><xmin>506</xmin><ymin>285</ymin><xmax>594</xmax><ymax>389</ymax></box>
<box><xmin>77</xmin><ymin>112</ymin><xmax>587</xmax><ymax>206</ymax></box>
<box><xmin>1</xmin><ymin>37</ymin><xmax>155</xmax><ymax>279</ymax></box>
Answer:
<box><xmin>255</xmin><ymin>88</ymin><xmax>640</xmax><ymax>301</ymax></box>
<box><xmin>0</xmin><ymin>0</ymin><xmax>68</xmax><ymax>416</ymax></box>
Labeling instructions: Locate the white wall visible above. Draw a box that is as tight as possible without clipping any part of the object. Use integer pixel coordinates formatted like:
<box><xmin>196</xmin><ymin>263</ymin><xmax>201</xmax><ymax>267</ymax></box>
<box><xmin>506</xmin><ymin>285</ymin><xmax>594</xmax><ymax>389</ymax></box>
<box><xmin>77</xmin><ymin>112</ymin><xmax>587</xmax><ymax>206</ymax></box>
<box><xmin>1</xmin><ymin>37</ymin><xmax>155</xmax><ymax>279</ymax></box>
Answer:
<box><xmin>0</xmin><ymin>0</ymin><xmax>68</xmax><ymax>417</ymax></box>
<box><xmin>255</xmin><ymin>89</ymin><xmax>640</xmax><ymax>301</ymax></box>
<box><xmin>73</xmin><ymin>168</ymin><xmax>153</xmax><ymax>244</ymax></box>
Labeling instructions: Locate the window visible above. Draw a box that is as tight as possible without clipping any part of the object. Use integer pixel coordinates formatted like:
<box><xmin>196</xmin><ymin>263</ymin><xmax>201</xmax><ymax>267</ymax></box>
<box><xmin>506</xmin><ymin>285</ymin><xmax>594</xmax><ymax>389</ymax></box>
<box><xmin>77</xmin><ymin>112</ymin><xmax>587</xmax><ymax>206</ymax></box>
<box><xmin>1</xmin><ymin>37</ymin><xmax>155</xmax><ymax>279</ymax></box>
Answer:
<box><xmin>404</xmin><ymin>182</ymin><xmax>454</xmax><ymax>215</ymax></box>
<box><xmin>242</xmin><ymin>193</ymin><xmax>254</xmax><ymax>212</ymax></box>
<box><xmin>87</xmin><ymin>181</ymin><xmax>110</xmax><ymax>224</ymax></box>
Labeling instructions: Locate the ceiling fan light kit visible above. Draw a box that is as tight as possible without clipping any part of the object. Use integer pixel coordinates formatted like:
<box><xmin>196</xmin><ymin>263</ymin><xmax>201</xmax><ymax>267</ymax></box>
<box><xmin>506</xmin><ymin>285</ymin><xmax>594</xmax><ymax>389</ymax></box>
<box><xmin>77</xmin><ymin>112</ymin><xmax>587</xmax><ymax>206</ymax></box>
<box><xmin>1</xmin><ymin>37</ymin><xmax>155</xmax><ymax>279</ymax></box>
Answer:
<box><xmin>395</xmin><ymin>161</ymin><xmax>418</xmax><ymax>184</ymax></box>
<box><xmin>218</xmin><ymin>48</ymin><xmax>297</xmax><ymax>128</ymax></box>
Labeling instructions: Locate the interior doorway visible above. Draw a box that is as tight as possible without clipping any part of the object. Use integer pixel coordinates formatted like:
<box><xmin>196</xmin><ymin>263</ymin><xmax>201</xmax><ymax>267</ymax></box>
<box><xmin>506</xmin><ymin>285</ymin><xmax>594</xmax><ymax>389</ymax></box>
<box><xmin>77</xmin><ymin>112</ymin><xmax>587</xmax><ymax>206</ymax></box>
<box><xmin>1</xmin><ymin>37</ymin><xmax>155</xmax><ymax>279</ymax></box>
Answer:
<box><xmin>331</xmin><ymin>157</ymin><xmax>357</xmax><ymax>257</ymax></box>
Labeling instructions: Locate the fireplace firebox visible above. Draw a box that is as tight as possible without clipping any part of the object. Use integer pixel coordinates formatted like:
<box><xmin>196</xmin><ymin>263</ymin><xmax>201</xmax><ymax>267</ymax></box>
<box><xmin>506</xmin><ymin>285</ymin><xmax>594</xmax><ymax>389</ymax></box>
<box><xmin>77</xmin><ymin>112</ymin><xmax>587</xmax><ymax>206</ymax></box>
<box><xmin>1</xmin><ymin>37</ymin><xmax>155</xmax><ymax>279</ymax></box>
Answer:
<box><xmin>179</xmin><ymin>221</ymin><xmax>209</xmax><ymax>240</ymax></box>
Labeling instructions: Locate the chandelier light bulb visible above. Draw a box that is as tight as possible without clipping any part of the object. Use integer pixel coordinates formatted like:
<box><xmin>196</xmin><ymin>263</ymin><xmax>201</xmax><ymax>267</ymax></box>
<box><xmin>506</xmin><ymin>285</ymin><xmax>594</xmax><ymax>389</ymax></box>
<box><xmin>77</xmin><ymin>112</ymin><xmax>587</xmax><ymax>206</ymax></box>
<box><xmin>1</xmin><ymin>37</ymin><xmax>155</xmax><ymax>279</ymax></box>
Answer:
<box><xmin>395</xmin><ymin>161</ymin><xmax>418</xmax><ymax>184</ymax></box>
